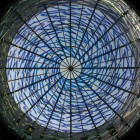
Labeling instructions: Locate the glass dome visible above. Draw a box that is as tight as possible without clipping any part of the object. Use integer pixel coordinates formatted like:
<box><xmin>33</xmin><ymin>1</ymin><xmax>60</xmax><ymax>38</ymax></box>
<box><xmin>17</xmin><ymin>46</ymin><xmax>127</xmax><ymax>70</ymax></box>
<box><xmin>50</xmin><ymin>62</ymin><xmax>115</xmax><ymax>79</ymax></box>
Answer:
<box><xmin>0</xmin><ymin>0</ymin><xmax>140</xmax><ymax>139</ymax></box>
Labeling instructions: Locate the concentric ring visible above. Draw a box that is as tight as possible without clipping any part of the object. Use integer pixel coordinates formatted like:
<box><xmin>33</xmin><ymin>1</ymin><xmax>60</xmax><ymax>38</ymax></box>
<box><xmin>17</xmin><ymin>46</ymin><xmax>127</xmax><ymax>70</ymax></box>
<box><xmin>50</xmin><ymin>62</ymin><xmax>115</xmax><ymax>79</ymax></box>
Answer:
<box><xmin>60</xmin><ymin>57</ymin><xmax>81</xmax><ymax>79</ymax></box>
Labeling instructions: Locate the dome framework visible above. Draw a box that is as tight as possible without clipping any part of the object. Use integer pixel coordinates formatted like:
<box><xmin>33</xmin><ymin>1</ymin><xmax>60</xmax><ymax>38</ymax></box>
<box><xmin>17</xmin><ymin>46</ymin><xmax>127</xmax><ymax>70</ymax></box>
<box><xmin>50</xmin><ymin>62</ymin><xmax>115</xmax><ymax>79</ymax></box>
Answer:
<box><xmin>0</xmin><ymin>0</ymin><xmax>140</xmax><ymax>140</ymax></box>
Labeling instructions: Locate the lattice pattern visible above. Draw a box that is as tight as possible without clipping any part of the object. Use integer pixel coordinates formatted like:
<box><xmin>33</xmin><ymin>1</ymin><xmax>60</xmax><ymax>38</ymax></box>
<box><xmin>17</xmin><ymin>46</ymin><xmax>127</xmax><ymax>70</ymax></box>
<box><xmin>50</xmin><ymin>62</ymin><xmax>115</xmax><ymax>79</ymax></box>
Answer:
<box><xmin>0</xmin><ymin>0</ymin><xmax>140</xmax><ymax>139</ymax></box>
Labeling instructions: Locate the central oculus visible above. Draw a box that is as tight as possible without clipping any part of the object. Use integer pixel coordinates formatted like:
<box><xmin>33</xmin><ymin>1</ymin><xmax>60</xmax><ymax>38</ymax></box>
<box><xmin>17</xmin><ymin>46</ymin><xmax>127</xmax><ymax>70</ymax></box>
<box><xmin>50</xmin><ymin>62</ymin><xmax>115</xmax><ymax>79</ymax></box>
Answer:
<box><xmin>60</xmin><ymin>57</ymin><xmax>81</xmax><ymax>79</ymax></box>
<box><xmin>68</xmin><ymin>65</ymin><xmax>74</xmax><ymax>71</ymax></box>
